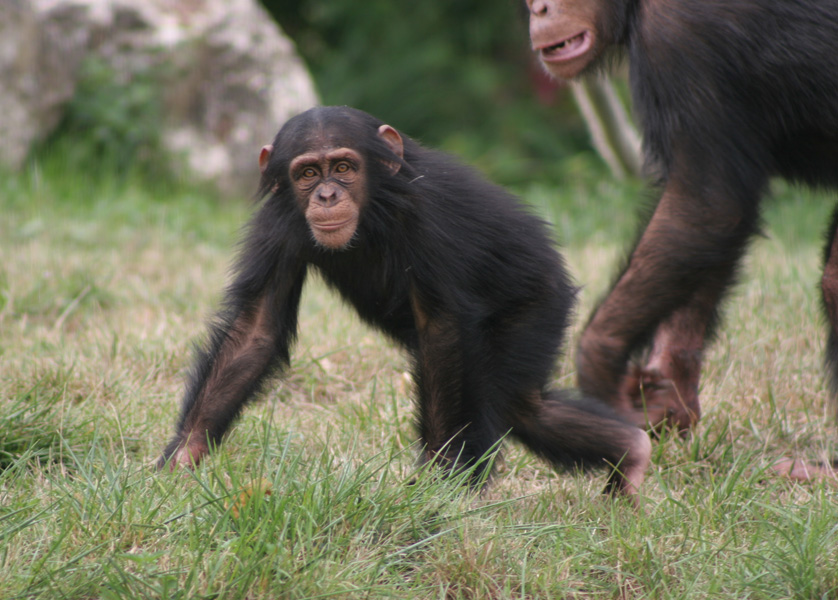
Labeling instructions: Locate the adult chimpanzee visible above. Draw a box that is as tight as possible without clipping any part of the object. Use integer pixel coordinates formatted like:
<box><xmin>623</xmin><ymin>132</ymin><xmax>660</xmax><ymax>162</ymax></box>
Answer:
<box><xmin>158</xmin><ymin>106</ymin><xmax>651</xmax><ymax>496</ymax></box>
<box><xmin>527</xmin><ymin>0</ymin><xmax>838</xmax><ymax>440</ymax></box>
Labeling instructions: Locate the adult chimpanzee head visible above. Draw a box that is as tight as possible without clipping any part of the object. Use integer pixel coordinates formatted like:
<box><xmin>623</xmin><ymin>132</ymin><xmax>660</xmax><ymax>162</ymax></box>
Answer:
<box><xmin>257</xmin><ymin>107</ymin><xmax>405</xmax><ymax>250</ymax></box>
<box><xmin>526</xmin><ymin>0</ymin><xmax>628</xmax><ymax>80</ymax></box>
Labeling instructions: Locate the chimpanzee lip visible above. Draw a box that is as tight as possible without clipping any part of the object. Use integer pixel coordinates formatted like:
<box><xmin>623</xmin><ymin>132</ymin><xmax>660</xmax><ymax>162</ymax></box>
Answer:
<box><xmin>312</xmin><ymin>219</ymin><xmax>352</xmax><ymax>232</ymax></box>
<box><xmin>538</xmin><ymin>30</ymin><xmax>593</xmax><ymax>63</ymax></box>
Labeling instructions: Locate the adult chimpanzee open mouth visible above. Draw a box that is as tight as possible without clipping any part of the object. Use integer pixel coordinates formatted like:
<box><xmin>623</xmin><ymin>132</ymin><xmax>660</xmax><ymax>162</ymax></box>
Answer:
<box><xmin>539</xmin><ymin>30</ymin><xmax>592</xmax><ymax>63</ymax></box>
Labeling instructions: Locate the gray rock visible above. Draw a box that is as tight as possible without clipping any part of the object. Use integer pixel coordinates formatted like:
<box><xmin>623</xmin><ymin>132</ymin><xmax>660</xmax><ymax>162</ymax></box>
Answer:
<box><xmin>0</xmin><ymin>0</ymin><xmax>90</xmax><ymax>169</ymax></box>
<box><xmin>0</xmin><ymin>0</ymin><xmax>319</xmax><ymax>195</ymax></box>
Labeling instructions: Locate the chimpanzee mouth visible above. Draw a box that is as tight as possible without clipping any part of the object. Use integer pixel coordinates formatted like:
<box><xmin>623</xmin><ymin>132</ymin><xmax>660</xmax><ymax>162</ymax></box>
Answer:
<box><xmin>540</xmin><ymin>30</ymin><xmax>592</xmax><ymax>63</ymax></box>
<box><xmin>312</xmin><ymin>219</ymin><xmax>352</xmax><ymax>232</ymax></box>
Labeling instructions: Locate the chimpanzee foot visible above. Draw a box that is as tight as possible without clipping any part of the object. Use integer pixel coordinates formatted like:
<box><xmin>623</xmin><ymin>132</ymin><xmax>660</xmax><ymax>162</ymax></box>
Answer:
<box><xmin>771</xmin><ymin>458</ymin><xmax>838</xmax><ymax>482</ymax></box>
<box><xmin>157</xmin><ymin>438</ymin><xmax>210</xmax><ymax>471</ymax></box>
<box><xmin>417</xmin><ymin>444</ymin><xmax>494</xmax><ymax>489</ymax></box>
<box><xmin>620</xmin><ymin>364</ymin><xmax>700</xmax><ymax>434</ymax></box>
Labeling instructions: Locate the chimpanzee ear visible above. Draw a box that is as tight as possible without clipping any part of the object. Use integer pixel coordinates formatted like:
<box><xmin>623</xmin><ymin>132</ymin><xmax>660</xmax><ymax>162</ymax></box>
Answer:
<box><xmin>259</xmin><ymin>145</ymin><xmax>274</xmax><ymax>174</ymax></box>
<box><xmin>377</xmin><ymin>125</ymin><xmax>403</xmax><ymax>174</ymax></box>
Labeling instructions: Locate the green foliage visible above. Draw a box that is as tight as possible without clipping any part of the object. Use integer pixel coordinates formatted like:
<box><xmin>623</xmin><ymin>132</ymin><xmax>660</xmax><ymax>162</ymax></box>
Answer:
<box><xmin>262</xmin><ymin>0</ymin><xmax>592</xmax><ymax>186</ymax></box>
<box><xmin>34</xmin><ymin>56</ymin><xmax>174</xmax><ymax>184</ymax></box>
<box><xmin>0</xmin><ymin>382</ymin><xmax>76</xmax><ymax>470</ymax></box>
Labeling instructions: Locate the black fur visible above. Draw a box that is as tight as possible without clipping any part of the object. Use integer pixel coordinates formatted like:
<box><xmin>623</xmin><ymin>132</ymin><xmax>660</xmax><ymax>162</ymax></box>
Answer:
<box><xmin>532</xmin><ymin>0</ymin><xmax>838</xmax><ymax>426</ymax></box>
<box><xmin>159</xmin><ymin>106</ymin><xmax>648</xmax><ymax>492</ymax></box>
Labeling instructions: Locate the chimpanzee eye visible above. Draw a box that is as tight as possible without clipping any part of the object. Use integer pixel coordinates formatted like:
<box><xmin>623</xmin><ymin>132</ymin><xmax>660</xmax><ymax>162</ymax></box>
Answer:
<box><xmin>334</xmin><ymin>162</ymin><xmax>351</xmax><ymax>174</ymax></box>
<box><xmin>301</xmin><ymin>167</ymin><xmax>318</xmax><ymax>178</ymax></box>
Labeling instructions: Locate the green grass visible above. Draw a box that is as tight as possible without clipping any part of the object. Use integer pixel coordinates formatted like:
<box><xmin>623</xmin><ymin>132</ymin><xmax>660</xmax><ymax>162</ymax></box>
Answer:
<box><xmin>1</xmin><ymin>156</ymin><xmax>837</xmax><ymax>600</ymax></box>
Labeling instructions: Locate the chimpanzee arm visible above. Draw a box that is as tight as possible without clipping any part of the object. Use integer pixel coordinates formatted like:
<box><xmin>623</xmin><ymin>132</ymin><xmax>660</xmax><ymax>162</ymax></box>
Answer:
<box><xmin>159</xmin><ymin>214</ymin><xmax>307</xmax><ymax>469</ymax></box>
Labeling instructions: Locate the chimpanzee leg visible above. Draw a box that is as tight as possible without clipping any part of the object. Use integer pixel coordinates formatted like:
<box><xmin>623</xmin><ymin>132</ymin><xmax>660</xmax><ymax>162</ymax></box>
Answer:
<box><xmin>411</xmin><ymin>307</ymin><xmax>503</xmax><ymax>482</ymax></box>
<box><xmin>778</xmin><ymin>204</ymin><xmax>838</xmax><ymax>487</ymax></box>
<box><xmin>509</xmin><ymin>391</ymin><xmax>651</xmax><ymax>496</ymax></box>
<box><xmin>821</xmin><ymin>206</ymin><xmax>838</xmax><ymax>397</ymax></box>
<box><xmin>785</xmin><ymin>140</ymin><xmax>838</xmax><ymax>480</ymax></box>
<box><xmin>578</xmin><ymin>179</ymin><xmax>759</xmax><ymax>429</ymax></box>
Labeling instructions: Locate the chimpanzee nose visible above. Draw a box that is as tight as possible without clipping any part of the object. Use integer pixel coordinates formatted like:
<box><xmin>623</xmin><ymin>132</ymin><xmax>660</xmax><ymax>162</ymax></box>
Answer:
<box><xmin>317</xmin><ymin>184</ymin><xmax>338</xmax><ymax>205</ymax></box>
<box><xmin>530</xmin><ymin>0</ymin><xmax>550</xmax><ymax>17</ymax></box>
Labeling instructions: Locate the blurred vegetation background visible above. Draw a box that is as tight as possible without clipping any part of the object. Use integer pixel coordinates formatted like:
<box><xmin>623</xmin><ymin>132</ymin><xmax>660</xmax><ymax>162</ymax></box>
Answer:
<box><xmin>262</xmin><ymin>0</ymin><xmax>592</xmax><ymax>187</ymax></box>
<box><xmin>28</xmin><ymin>0</ymin><xmax>598</xmax><ymax>194</ymax></box>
